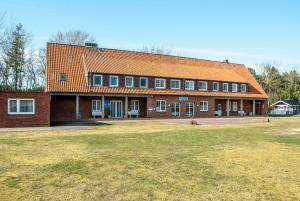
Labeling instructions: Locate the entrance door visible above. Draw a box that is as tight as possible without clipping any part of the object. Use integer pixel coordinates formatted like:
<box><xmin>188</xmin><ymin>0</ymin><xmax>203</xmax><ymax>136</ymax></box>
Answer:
<box><xmin>171</xmin><ymin>102</ymin><xmax>180</xmax><ymax>117</ymax></box>
<box><xmin>217</xmin><ymin>104</ymin><xmax>222</xmax><ymax>116</ymax></box>
<box><xmin>255</xmin><ymin>102</ymin><xmax>262</xmax><ymax>115</ymax></box>
<box><xmin>186</xmin><ymin>103</ymin><xmax>194</xmax><ymax>117</ymax></box>
<box><xmin>110</xmin><ymin>101</ymin><xmax>123</xmax><ymax>118</ymax></box>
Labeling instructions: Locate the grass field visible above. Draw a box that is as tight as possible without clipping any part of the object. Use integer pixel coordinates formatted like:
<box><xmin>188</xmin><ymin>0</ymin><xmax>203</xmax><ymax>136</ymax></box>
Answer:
<box><xmin>1</xmin><ymin>118</ymin><xmax>300</xmax><ymax>201</ymax></box>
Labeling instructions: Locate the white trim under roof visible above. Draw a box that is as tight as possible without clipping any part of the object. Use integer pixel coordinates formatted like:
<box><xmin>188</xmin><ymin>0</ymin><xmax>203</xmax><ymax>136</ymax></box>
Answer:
<box><xmin>270</xmin><ymin>100</ymin><xmax>292</xmax><ymax>107</ymax></box>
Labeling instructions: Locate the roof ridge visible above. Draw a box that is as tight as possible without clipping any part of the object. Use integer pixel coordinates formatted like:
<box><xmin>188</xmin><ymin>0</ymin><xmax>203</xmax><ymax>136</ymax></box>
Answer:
<box><xmin>47</xmin><ymin>42</ymin><xmax>245</xmax><ymax>67</ymax></box>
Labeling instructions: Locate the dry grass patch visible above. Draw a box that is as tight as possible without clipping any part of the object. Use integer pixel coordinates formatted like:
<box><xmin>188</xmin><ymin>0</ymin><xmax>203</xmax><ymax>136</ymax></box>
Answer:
<box><xmin>0</xmin><ymin>117</ymin><xmax>300</xmax><ymax>200</ymax></box>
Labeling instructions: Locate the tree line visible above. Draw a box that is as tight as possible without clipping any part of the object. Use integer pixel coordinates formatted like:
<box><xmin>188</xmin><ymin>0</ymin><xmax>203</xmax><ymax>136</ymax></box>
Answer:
<box><xmin>0</xmin><ymin>16</ymin><xmax>94</xmax><ymax>91</ymax></box>
<box><xmin>0</xmin><ymin>17</ymin><xmax>299</xmax><ymax>104</ymax></box>
<box><xmin>249</xmin><ymin>65</ymin><xmax>300</xmax><ymax>104</ymax></box>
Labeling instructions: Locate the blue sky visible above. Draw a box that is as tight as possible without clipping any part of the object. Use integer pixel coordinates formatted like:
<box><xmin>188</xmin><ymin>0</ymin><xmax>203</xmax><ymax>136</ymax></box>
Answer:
<box><xmin>1</xmin><ymin>0</ymin><xmax>300</xmax><ymax>72</ymax></box>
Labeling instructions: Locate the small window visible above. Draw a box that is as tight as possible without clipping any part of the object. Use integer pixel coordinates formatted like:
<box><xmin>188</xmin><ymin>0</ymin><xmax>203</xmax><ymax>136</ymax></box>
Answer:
<box><xmin>131</xmin><ymin>100</ymin><xmax>139</xmax><ymax>111</ymax></box>
<box><xmin>92</xmin><ymin>100</ymin><xmax>102</xmax><ymax>112</ymax></box>
<box><xmin>93</xmin><ymin>74</ymin><xmax>102</xmax><ymax>86</ymax></box>
<box><xmin>200</xmin><ymin>101</ymin><xmax>208</xmax><ymax>111</ymax></box>
<box><xmin>155</xmin><ymin>78</ymin><xmax>166</xmax><ymax>89</ymax></box>
<box><xmin>109</xmin><ymin>75</ymin><xmax>119</xmax><ymax>87</ymax></box>
<box><xmin>232</xmin><ymin>101</ymin><xmax>238</xmax><ymax>112</ymax></box>
<box><xmin>140</xmin><ymin>77</ymin><xmax>148</xmax><ymax>88</ymax></box>
<box><xmin>241</xmin><ymin>84</ymin><xmax>247</xmax><ymax>93</ymax></box>
<box><xmin>125</xmin><ymin>76</ymin><xmax>134</xmax><ymax>87</ymax></box>
<box><xmin>171</xmin><ymin>79</ymin><xmax>181</xmax><ymax>90</ymax></box>
<box><xmin>59</xmin><ymin>73</ymin><xmax>66</xmax><ymax>81</ymax></box>
<box><xmin>198</xmin><ymin>81</ymin><xmax>207</xmax><ymax>91</ymax></box>
<box><xmin>8</xmin><ymin>99</ymin><xmax>35</xmax><ymax>115</ymax></box>
<box><xmin>156</xmin><ymin>100</ymin><xmax>166</xmax><ymax>112</ymax></box>
<box><xmin>213</xmin><ymin>82</ymin><xmax>219</xmax><ymax>91</ymax></box>
<box><xmin>223</xmin><ymin>83</ymin><xmax>228</xmax><ymax>92</ymax></box>
<box><xmin>185</xmin><ymin>80</ymin><xmax>194</xmax><ymax>90</ymax></box>
<box><xmin>232</xmin><ymin>83</ymin><xmax>238</xmax><ymax>92</ymax></box>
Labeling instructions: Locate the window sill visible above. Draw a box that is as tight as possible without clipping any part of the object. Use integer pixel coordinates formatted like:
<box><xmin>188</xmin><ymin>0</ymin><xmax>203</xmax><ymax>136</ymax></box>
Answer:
<box><xmin>8</xmin><ymin>113</ymin><xmax>35</xmax><ymax>115</ymax></box>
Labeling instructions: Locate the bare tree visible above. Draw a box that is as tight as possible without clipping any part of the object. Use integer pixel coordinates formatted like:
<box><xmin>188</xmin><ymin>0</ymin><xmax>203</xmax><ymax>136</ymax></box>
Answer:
<box><xmin>50</xmin><ymin>30</ymin><xmax>95</xmax><ymax>45</ymax></box>
<box><xmin>140</xmin><ymin>44</ymin><xmax>173</xmax><ymax>55</ymax></box>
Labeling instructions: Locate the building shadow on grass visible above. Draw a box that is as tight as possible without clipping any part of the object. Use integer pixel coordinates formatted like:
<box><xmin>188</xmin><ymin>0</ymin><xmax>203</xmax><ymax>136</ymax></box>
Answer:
<box><xmin>51</xmin><ymin>121</ymin><xmax>111</xmax><ymax>127</ymax></box>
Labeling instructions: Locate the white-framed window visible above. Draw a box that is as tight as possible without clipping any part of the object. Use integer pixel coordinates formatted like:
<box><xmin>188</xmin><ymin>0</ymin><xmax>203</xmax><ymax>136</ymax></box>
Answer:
<box><xmin>59</xmin><ymin>73</ymin><xmax>66</xmax><ymax>81</ymax></box>
<box><xmin>155</xmin><ymin>78</ymin><xmax>166</xmax><ymax>89</ymax></box>
<box><xmin>171</xmin><ymin>79</ymin><xmax>181</xmax><ymax>90</ymax></box>
<box><xmin>232</xmin><ymin>83</ymin><xmax>238</xmax><ymax>92</ymax></box>
<box><xmin>139</xmin><ymin>77</ymin><xmax>148</xmax><ymax>88</ymax></box>
<box><xmin>223</xmin><ymin>83</ymin><xmax>228</xmax><ymax>92</ymax></box>
<box><xmin>8</xmin><ymin>99</ymin><xmax>35</xmax><ymax>115</ymax></box>
<box><xmin>198</xmin><ymin>81</ymin><xmax>208</xmax><ymax>91</ymax></box>
<box><xmin>241</xmin><ymin>84</ymin><xmax>247</xmax><ymax>93</ymax></box>
<box><xmin>125</xmin><ymin>76</ymin><xmax>134</xmax><ymax>87</ymax></box>
<box><xmin>92</xmin><ymin>100</ymin><xmax>102</xmax><ymax>112</ymax></box>
<box><xmin>232</xmin><ymin>101</ymin><xmax>238</xmax><ymax>112</ymax></box>
<box><xmin>109</xmin><ymin>75</ymin><xmax>119</xmax><ymax>87</ymax></box>
<box><xmin>93</xmin><ymin>74</ymin><xmax>102</xmax><ymax>86</ymax></box>
<box><xmin>156</xmin><ymin>100</ymin><xmax>166</xmax><ymax>112</ymax></box>
<box><xmin>213</xmin><ymin>82</ymin><xmax>219</xmax><ymax>91</ymax></box>
<box><xmin>186</xmin><ymin>103</ymin><xmax>194</xmax><ymax>117</ymax></box>
<box><xmin>200</xmin><ymin>101</ymin><xmax>208</xmax><ymax>111</ymax></box>
<box><xmin>185</xmin><ymin>80</ymin><xmax>194</xmax><ymax>90</ymax></box>
<box><xmin>130</xmin><ymin>100</ymin><xmax>139</xmax><ymax>111</ymax></box>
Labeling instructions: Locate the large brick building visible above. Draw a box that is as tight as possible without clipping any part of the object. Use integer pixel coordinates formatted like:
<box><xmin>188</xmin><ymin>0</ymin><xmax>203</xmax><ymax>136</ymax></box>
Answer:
<box><xmin>46</xmin><ymin>42</ymin><xmax>268</xmax><ymax>121</ymax></box>
<box><xmin>0</xmin><ymin>42</ymin><xmax>269</xmax><ymax>127</ymax></box>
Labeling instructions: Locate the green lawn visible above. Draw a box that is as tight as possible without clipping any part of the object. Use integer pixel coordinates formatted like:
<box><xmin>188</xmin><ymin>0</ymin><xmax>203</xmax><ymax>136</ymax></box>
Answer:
<box><xmin>1</xmin><ymin>118</ymin><xmax>300</xmax><ymax>200</ymax></box>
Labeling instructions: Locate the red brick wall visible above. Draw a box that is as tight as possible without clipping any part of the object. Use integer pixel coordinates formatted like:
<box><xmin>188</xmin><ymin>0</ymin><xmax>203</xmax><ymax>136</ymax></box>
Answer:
<box><xmin>51</xmin><ymin>95</ymin><xmax>76</xmax><ymax>121</ymax></box>
<box><xmin>50</xmin><ymin>94</ymin><xmax>267</xmax><ymax>121</ymax></box>
<box><xmin>0</xmin><ymin>92</ymin><xmax>50</xmax><ymax>128</ymax></box>
<box><xmin>146</xmin><ymin>95</ymin><xmax>215</xmax><ymax>118</ymax></box>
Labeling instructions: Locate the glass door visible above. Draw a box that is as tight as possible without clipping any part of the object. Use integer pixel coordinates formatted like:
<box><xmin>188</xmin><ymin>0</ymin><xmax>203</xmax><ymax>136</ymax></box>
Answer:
<box><xmin>110</xmin><ymin>101</ymin><xmax>123</xmax><ymax>118</ymax></box>
<box><xmin>171</xmin><ymin>102</ymin><xmax>180</xmax><ymax>117</ymax></box>
<box><xmin>186</xmin><ymin>103</ymin><xmax>194</xmax><ymax>117</ymax></box>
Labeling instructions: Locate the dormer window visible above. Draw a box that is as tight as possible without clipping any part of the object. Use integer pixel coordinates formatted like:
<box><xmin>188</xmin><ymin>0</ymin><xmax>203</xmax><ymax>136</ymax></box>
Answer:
<box><xmin>109</xmin><ymin>75</ymin><xmax>119</xmax><ymax>87</ymax></box>
<box><xmin>155</xmin><ymin>78</ymin><xmax>166</xmax><ymax>89</ymax></box>
<box><xmin>171</xmin><ymin>79</ymin><xmax>181</xmax><ymax>90</ymax></box>
<box><xmin>213</xmin><ymin>82</ymin><xmax>219</xmax><ymax>91</ymax></box>
<box><xmin>93</xmin><ymin>74</ymin><xmax>102</xmax><ymax>86</ymax></box>
<box><xmin>185</xmin><ymin>80</ymin><xmax>194</xmax><ymax>90</ymax></box>
<box><xmin>140</xmin><ymin>77</ymin><xmax>148</xmax><ymax>88</ymax></box>
<box><xmin>125</xmin><ymin>76</ymin><xmax>134</xmax><ymax>87</ymax></box>
<box><xmin>241</xmin><ymin>84</ymin><xmax>247</xmax><ymax>93</ymax></box>
<box><xmin>198</xmin><ymin>81</ymin><xmax>207</xmax><ymax>91</ymax></box>
<box><xmin>232</xmin><ymin>83</ymin><xmax>238</xmax><ymax>92</ymax></box>
<box><xmin>59</xmin><ymin>73</ymin><xmax>66</xmax><ymax>81</ymax></box>
<box><xmin>222</xmin><ymin>83</ymin><xmax>228</xmax><ymax>92</ymax></box>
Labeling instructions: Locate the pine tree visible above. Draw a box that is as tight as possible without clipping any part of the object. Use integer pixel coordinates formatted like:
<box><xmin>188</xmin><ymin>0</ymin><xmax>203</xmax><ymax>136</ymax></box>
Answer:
<box><xmin>3</xmin><ymin>23</ymin><xmax>27</xmax><ymax>90</ymax></box>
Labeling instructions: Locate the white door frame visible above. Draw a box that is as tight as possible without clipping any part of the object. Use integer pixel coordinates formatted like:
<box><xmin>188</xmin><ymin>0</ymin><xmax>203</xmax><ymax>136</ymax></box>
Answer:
<box><xmin>171</xmin><ymin>102</ymin><xmax>180</xmax><ymax>117</ymax></box>
<box><xmin>186</xmin><ymin>102</ymin><xmax>194</xmax><ymax>117</ymax></box>
<box><xmin>217</xmin><ymin>103</ymin><xmax>222</xmax><ymax>116</ymax></box>
<box><xmin>110</xmin><ymin>100</ymin><xmax>123</xmax><ymax>118</ymax></box>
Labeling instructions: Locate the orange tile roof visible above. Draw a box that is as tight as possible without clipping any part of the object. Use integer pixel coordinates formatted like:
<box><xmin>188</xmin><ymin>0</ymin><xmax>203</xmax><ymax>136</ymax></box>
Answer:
<box><xmin>46</xmin><ymin>43</ymin><xmax>268</xmax><ymax>99</ymax></box>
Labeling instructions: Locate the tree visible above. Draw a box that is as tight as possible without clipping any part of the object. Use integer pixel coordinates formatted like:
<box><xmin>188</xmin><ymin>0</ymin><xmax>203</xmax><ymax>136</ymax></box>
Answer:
<box><xmin>50</xmin><ymin>30</ymin><xmax>95</xmax><ymax>45</ymax></box>
<box><xmin>2</xmin><ymin>23</ymin><xmax>29</xmax><ymax>90</ymax></box>
<box><xmin>260</xmin><ymin>64</ymin><xmax>283</xmax><ymax>104</ymax></box>
<box><xmin>280</xmin><ymin>70</ymin><xmax>300</xmax><ymax>100</ymax></box>
<box><xmin>248</xmin><ymin>67</ymin><xmax>263</xmax><ymax>85</ymax></box>
<box><xmin>140</xmin><ymin>45</ymin><xmax>173</xmax><ymax>55</ymax></box>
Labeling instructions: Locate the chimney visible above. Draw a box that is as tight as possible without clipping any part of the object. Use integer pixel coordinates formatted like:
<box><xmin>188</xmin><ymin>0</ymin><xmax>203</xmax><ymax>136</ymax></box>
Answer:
<box><xmin>84</xmin><ymin>42</ymin><xmax>98</xmax><ymax>48</ymax></box>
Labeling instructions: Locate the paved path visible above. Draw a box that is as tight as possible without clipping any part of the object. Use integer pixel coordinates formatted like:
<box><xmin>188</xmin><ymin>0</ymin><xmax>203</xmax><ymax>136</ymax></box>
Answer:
<box><xmin>0</xmin><ymin>117</ymin><xmax>269</xmax><ymax>132</ymax></box>
<box><xmin>100</xmin><ymin>117</ymin><xmax>269</xmax><ymax>125</ymax></box>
